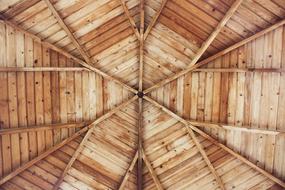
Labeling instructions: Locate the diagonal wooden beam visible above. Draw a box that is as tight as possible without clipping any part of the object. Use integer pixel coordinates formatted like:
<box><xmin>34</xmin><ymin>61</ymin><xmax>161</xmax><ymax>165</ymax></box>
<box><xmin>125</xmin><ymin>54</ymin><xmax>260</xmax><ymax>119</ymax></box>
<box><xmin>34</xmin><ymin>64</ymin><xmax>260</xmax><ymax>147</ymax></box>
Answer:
<box><xmin>144</xmin><ymin>0</ymin><xmax>168</xmax><ymax>40</ymax></box>
<box><xmin>193</xmin><ymin>68</ymin><xmax>285</xmax><ymax>73</ymax></box>
<box><xmin>119</xmin><ymin>150</ymin><xmax>138</xmax><ymax>190</ymax></box>
<box><xmin>0</xmin><ymin>122</ymin><xmax>88</xmax><ymax>135</ymax></box>
<box><xmin>0</xmin><ymin>67</ymin><xmax>89</xmax><ymax>72</ymax></box>
<box><xmin>53</xmin><ymin>128</ymin><xmax>94</xmax><ymax>190</ymax></box>
<box><xmin>188</xmin><ymin>120</ymin><xmax>283</xmax><ymax>135</ymax></box>
<box><xmin>142</xmin><ymin>150</ymin><xmax>164</xmax><ymax>190</ymax></box>
<box><xmin>0</xmin><ymin>96</ymin><xmax>138</xmax><ymax>185</ymax></box>
<box><xmin>120</xmin><ymin>0</ymin><xmax>140</xmax><ymax>40</ymax></box>
<box><xmin>0</xmin><ymin>18</ymin><xmax>138</xmax><ymax>94</ymax></box>
<box><xmin>143</xmin><ymin>95</ymin><xmax>285</xmax><ymax>188</ymax></box>
<box><xmin>186</xmin><ymin>127</ymin><xmax>225</xmax><ymax>190</ymax></box>
<box><xmin>143</xmin><ymin>18</ymin><xmax>285</xmax><ymax>94</ymax></box>
<box><xmin>43</xmin><ymin>0</ymin><xmax>93</xmax><ymax>65</ymax></box>
<box><xmin>188</xmin><ymin>0</ymin><xmax>243</xmax><ymax>67</ymax></box>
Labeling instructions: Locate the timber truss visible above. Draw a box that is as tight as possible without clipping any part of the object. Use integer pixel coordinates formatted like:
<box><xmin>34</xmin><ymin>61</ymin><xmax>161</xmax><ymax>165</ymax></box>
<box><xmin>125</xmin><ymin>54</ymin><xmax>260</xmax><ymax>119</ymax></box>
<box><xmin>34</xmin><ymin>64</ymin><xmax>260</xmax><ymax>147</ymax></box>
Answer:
<box><xmin>0</xmin><ymin>0</ymin><xmax>285</xmax><ymax>189</ymax></box>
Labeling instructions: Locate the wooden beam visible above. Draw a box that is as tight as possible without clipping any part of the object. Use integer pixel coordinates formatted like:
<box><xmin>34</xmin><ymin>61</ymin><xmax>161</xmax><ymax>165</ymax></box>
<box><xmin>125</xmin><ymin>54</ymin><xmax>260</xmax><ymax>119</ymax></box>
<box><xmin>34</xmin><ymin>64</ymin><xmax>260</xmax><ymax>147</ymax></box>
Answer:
<box><xmin>188</xmin><ymin>120</ymin><xmax>282</xmax><ymax>135</ymax></box>
<box><xmin>186</xmin><ymin>127</ymin><xmax>225</xmax><ymax>190</ymax></box>
<box><xmin>137</xmin><ymin>98</ymin><xmax>143</xmax><ymax>190</ymax></box>
<box><xmin>143</xmin><ymin>95</ymin><xmax>285</xmax><ymax>188</ymax></box>
<box><xmin>43</xmin><ymin>0</ymin><xmax>93</xmax><ymax>64</ymax></box>
<box><xmin>193</xmin><ymin>68</ymin><xmax>285</xmax><ymax>73</ymax></box>
<box><xmin>143</xmin><ymin>18</ymin><xmax>285</xmax><ymax>94</ymax></box>
<box><xmin>0</xmin><ymin>19</ymin><xmax>138</xmax><ymax>94</ymax></box>
<box><xmin>144</xmin><ymin>0</ymin><xmax>168</xmax><ymax>40</ymax></box>
<box><xmin>138</xmin><ymin>0</ymin><xmax>145</xmax><ymax>91</ymax></box>
<box><xmin>118</xmin><ymin>150</ymin><xmax>138</xmax><ymax>190</ymax></box>
<box><xmin>0</xmin><ymin>67</ymin><xmax>89</xmax><ymax>72</ymax></box>
<box><xmin>53</xmin><ymin>128</ymin><xmax>94</xmax><ymax>190</ymax></box>
<box><xmin>0</xmin><ymin>96</ymin><xmax>137</xmax><ymax>185</ymax></box>
<box><xmin>188</xmin><ymin>0</ymin><xmax>243</xmax><ymax>67</ymax></box>
<box><xmin>142</xmin><ymin>150</ymin><xmax>164</xmax><ymax>190</ymax></box>
<box><xmin>120</xmin><ymin>0</ymin><xmax>140</xmax><ymax>40</ymax></box>
<box><xmin>0</xmin><ymin>122</ymin><xmax>88</xmax><ymax>135</ymax></box>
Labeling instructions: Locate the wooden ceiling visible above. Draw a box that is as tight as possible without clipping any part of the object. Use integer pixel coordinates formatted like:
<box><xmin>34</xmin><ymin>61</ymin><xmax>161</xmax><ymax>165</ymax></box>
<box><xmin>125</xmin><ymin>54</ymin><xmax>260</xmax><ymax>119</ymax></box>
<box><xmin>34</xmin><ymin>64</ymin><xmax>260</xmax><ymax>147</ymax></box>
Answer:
<box><xmin>0</xmin><ymin>0</ymin><xmax>285</xmax><ymax>189</ymax></box>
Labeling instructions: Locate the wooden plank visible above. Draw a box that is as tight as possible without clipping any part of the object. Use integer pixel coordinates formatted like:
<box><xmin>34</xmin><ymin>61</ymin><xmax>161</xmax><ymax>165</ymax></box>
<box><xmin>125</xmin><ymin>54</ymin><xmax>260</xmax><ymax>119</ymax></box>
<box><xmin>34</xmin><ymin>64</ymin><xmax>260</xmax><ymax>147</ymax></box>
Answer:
<box><xmin>143</xmin><ymin>18</ymin><xmax>285</xmax><ymax>94</ymax></box>
<box><xmin>142</xmin><ymin>150</ymin><xmax>164</xmax><ymax>190</ymax></box>
<box><xmin>120</xmin><ymin>0</ymin><xmax>140</xmax><ymax>40</ymax></box>
<box><xmin>138</xmin><ymin>0</ymin><xmax>144</xmax><ymax>91</ymax></box>
<box><xmin>138</xmin><ymin>98</ymin><xmax>143</xmax><ymax>190</ymax></box>
<box><xmin>0</xmin><ymin>122</ymin><xmax>88</xmax><ymax>135</ymax></box>
<box><xmin>144</xmin><ymin>0</ymin><xmax>168</xmax><ymax>40</ymax></box>
<box><xmin>143</xmin><ymin>96</ymin><xmax>285</xmax><ymax>188</ymax></box>
<box><xmin>118</xmin><ymin>150</ymin><xmax>138</xmax><ymax>190</ymax></box>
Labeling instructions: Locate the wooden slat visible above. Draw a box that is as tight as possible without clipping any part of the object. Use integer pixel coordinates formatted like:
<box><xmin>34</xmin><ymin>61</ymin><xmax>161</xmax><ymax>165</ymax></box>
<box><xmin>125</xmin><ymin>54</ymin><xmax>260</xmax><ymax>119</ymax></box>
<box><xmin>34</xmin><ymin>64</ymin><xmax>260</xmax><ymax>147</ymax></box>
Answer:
<box><xmin>0</xmin><ymin>19</ymin><xmax>138</xmax><ymax>94</ymax></box>
<box><xmin>118</xmin><ymin>150</ymin><xmax>138</xmax><ymax>190</ymax></box>
<box><xmin>0</xmin><ymin>67</ymin><xmax>89</xmax><ymax>72</ymax></box>
<box><xmin>53</xmin><ymin>128</ymin><xmax>94</xmax><ymax>190</ymax></box>
<box><xmin>120</xmin><ymin>0</ymin><xmax>140</xmax><ymax>40</ymax></box>
<box><xmin>144</xmin><ymin>0</ymin><xmax>168</xmax><ymax>40</ymax></box>
<box><xmin>0</xmin><ymin>122</ymin><xmax>88</xmax><ymax>135</ymax></box>
<box><xmin>138</xmin><ymin>98</ymin><xmax>143</xmax><ymax>190</ymax></box>
<box><xmin>144</xmin><ymin>18</ymin><xmax>285</xmax><ymax>94</ymax></box>
<box><xmin>144</xmin><ymin>95</ymin><xmax>285</xmax><ymax>188</ymax></box>
<box><xmin>142</xmin><ymin>150</ymin><xmax>164</xmax><ymax>190</ymax></box>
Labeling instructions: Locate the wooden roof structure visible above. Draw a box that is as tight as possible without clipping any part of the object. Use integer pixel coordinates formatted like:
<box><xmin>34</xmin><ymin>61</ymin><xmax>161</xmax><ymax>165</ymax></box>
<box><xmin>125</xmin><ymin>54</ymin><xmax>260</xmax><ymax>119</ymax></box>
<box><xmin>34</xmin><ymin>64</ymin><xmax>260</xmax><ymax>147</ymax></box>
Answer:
<box><xmin>0</xmin><ymin>0</ymin><xmax>285</xmax><ymax>189</ymax></box>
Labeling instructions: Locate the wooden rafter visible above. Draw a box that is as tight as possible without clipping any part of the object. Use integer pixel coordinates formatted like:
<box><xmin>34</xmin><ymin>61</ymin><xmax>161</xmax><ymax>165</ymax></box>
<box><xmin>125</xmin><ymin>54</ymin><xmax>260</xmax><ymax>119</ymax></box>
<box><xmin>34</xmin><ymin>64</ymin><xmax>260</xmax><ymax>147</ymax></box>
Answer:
<box><xmin>0</xmin><ymin>96</ymin><xmax>138</xmax><ymax>186</ymax></box>
<box><xmin>0</xmin><ymin>18</ymin><xmax>138</xmax><ymax>94</ymax></box>
<box><xmin>188</xmin><ymin>0</ymin><xmax>243</xmax><ymax>67</ymax></box>
<box><xmin>186</xmin><ymin>127</ymin><xmax>225</xmax><ymax>190</ymax></box>
<box><xmin>120</xmin><ymin>0</ymin><xmax>140</xmax><ymax>40</ymax></box>
<box><xmin>142</xmin><ymin>150</ymin><xmax>164</xmax><ymax>190</ymax></box>
<box><xmin>137</xmin><ymin>98</ymin><xmax>143</xmax><ymax>190</ymax></box>
<box><xmin>0</xmin><ymin>67</ymin><xmax>89</xmax><ymax>72</ymax></box>
<box><xmin>0</xmin><ymin>122</ymin><xmax>88</xmax><ymax>135</ymax></box>
<box><xmin>118</xmin><ymin>150</ymin><xmax>138</xmax><ymax>190</ymax></box>
<box><xmin>43</xmin><ymin>0</ymin><xmax>93</xmax><ymax>65</ymax></box>
<box><xmin>188</xmin><ymin>120</ymin><xmax>283</xmax><ymax>135</ymax></box>
<box><xmin>143</xmin><ymin>18</ymin><xmax>285</xmax><ymax>94</ymax></box>
<box><xmin>144</xmin><ymin>95</ymin><xmax>285</xmax><ymax>188</ymax></box>
<box><xmin>144</xmin><ymin>0</ymin><xmax>168</xmax><ymax>40</ymax></box>
<box><xmin>53</xmin><ymin>128</ymin><xmax>94</xmax><ymax>190</ymax></box>
<box><xmin>138</xmin><ymin>0</ymin><xmax>145</xmax><ymax>91</ymax></box>
<box><xmin>193</xmin><ymin>68</ymin><xmax>285</xmax><ymax>73</ymax></box>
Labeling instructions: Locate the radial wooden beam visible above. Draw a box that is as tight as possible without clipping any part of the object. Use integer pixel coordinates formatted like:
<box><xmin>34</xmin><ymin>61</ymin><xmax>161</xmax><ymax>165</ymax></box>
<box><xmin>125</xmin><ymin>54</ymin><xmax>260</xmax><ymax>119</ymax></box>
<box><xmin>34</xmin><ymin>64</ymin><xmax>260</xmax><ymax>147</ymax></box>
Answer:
<box><xmin>53</xmin><ymin>128</ymin><xmax>94</xmax><ymax>190</ymax></box>
<box><xmin>188</xmin><ymin>120</ymin><xmax>283</xmax><ymax>135</ymax></box>
<box><xmin>0</xmin><ymin>122</ymin><xmax>88</xmax><ymax>135</ymax></box>
<box><xmin>0</xmin><ymin>18</ymin><xmax>138</xmax><ymax>94</ymax></box>
<box><xmin>43</xmin><ymin>0</ymin><xmax>93</xmax><ymax>64</ymax></box>
<box><xmin>188</xmin><ymin>0</ymin><xmax>243</xmax><ymax>67</ymax></box>
<box><xmin>118</xmin><ymin>150</ymin><xmax>138</xmax><ymax>190</ymax></box>
<box><xmin>144</xmin><ymin>0</ymin><xmax>168</xmax><ymax>40</ymax></box>
<box><xmin>142</xmin><ymin>150</ymin><xmax>164</xmax><ymax>190</ymax></box>
<box><xmin>186</xmin><ymin>127</ymin><xmax>225</xmax><ymax>190</ymax></box>
<box><xmin>0</xmin><ymin>96</ymin><xmax>138</xmax><ymax>186</ymax></box>
<box><xmin>193</xmin><ymin>68</ymin><xmax>285</xmax><ymax>73</ymax></box>
<box><xmin>0</xmin><ymin>67</ymin><xmax>89</xmax><ymax>72</ymax></box>
<box><xmin>143</xmin><ymin>18</ymin><xmax>285</xmax><ymax>94</ymax></box>
<box><xmin>138</xmin><ymin>0</ymin><xmax>145</xmax><ymax>91</ymax></box>
<box><xmin>120</xmin><ymin>0</ymin><xmax>140</xmax><ymax>40</ymax></box>
<box><xmin>143</xmin><ymin>95</ymin><xmax>285</xmax><ymax>188</ymax></box>
<box><xmin>137</xmin><ymin>98</ymin><xmax>143</xmax><ymax>190</ymax></box>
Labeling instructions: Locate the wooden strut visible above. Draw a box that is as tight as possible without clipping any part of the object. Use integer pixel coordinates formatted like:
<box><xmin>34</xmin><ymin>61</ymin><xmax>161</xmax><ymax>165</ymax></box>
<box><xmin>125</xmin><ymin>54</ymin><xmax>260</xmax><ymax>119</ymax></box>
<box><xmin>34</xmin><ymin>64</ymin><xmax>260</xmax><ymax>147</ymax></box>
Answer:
<box><xmin>0</xmin><ymin>96</ymin><xmax>138</xmax><ymax>186</ymax></box>
<box><xmin>143</xmin><ymin>17</ymin><xmax>285</xmax><ymax>94</ymax></box>
<box><xmin>118</xmin><ymin>150</ymin><xmax>138</xmax><ymax>190</ymax></box>
<box><xmin>0</xmin><ymin>18</ymin><xmax>138</xmax><ymax>94</ymax></box>
<box><xmin>0</xmin><ymin>67</ymin><xmax>90</xmax><ymax>72</ymax></box>
<box><xmin>144</xmin><ymin>95</ymin><xmax>285</xmax><ymax>188</ymax></box>
<box><xmin>137</xmin><ymin>98</ymin><xmax>144</xmax><ymax>190</ymax></box>
<box><xmin>120</xmin><ymin>0</ymin><xmax>140</xmax><ymax>40</ymax></box>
